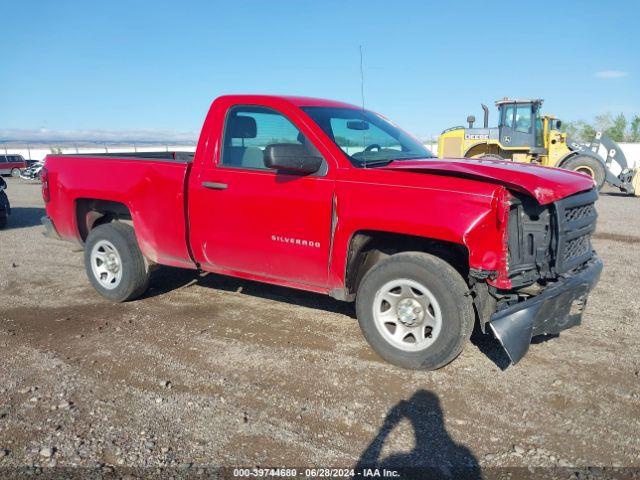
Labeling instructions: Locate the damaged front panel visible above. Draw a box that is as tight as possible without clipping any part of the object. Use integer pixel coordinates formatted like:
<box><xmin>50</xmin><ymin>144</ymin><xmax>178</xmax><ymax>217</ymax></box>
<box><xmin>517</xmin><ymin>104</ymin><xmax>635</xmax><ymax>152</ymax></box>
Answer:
<box><xmin>489</xmin><ymin>188</ymin><xmax>600</xmax><ymax>364</ymax></box>
<box><xmin>506</xmin><ymin>193</ymin><xmax>554</xmax><ymax>288</ymax></box>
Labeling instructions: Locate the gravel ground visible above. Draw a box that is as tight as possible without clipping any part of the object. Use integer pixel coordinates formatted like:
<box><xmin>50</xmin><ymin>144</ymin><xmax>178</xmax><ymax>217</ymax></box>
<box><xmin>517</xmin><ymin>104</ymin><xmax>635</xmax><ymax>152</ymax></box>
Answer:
<box><xmin>0</xmin><ymin>177</ymin><xmax>639</xmax><ymax>479</ymax></box>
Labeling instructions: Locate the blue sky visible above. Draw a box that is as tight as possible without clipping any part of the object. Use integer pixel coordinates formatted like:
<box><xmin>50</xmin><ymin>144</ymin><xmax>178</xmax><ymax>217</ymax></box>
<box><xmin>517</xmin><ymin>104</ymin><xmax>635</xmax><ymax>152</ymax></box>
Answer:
<box><xmin>1</xmin><ymin>0</ymin><xmax>638</xmax><ymax>141</ymax></box>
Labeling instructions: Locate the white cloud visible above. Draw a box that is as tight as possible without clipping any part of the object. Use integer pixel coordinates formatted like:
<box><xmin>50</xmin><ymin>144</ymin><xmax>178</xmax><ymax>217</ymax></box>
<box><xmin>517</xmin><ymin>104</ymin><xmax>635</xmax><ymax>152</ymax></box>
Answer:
<box><xmin>594</xmin><ymin>70</ymin><xmax>629</xmax><ymax>79</ymax></box>
<box><xmin>0</xmin><ymin>128</ymin><xmax>198</xmax><ymax>143</ymax></box>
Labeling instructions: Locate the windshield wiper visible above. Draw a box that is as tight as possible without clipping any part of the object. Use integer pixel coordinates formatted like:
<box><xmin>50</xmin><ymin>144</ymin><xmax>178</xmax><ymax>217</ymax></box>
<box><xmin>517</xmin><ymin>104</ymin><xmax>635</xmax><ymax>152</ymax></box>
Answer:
<box><xmin>391</xmin><ymin>154</ymin><xmax>435</xmax><ymax>161</ymax></box>
<box><xmin>359</xmin><ymin>159</ymin><xmax>394</xmax><ymax>168</ymax></box>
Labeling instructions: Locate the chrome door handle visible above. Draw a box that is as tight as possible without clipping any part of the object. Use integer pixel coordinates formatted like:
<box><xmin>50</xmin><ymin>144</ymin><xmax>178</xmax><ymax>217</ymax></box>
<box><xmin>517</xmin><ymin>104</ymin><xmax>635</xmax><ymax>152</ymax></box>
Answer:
<box><xmin>202</xmin><ymin>181</ymin><xmax>228</xmax><ymax>190</ymax></box>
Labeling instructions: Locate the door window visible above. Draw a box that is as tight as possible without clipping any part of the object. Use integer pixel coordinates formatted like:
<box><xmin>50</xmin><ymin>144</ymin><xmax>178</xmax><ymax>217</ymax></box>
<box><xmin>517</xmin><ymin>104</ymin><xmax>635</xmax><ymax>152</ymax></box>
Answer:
<box><xmin>515</xmin><ymin>105</ymin><xmax>532</xmax><ymax>133</ymax></box>
<box><xmin>501</xmin><ymin>105</ymin><xmax>515</xmax><ymax>128</ymax></box>
<box><xmin>221</xmin><ymin>106</ymin><xmax>313</xmax><ymax>170</ymax></box>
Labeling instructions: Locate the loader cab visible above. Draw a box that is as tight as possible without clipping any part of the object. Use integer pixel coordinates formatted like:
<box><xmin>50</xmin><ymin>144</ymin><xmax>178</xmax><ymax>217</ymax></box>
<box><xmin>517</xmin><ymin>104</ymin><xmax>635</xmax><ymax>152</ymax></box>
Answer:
<box><xmin>497</xmin><ymin>99</ymin><xmax>544</xmax><ymax>152</ymax></box>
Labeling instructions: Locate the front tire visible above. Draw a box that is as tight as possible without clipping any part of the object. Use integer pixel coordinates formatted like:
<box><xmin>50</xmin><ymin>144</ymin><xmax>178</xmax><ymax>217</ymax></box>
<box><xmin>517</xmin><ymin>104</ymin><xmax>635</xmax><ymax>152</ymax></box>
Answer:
<box><xmin>10</xmin><ymin>168</ymin><xmax>20</xmax><ymax>177</ymax></box>
<box><xmin>562</xmin><ymin>155</ymin><xmax>606</xmax><ymax>190</ymax></box>
<box><xmin>356</xmin><ymin>252</ymin><xmax>474</xmax><ymax>370</ymax></box>
<box><xmin>84</xmin><ymin>222</ymin><xmax>150</xmax><ymax>302</ymax></box>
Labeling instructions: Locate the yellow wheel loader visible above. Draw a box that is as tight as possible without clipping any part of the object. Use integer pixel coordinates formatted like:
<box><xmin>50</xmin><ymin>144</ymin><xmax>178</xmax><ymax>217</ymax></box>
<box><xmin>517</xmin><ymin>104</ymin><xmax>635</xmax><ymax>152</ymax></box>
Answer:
<box><xmin>437</xmin><ymin>98</ymin><xmax>640</xmax><ymax>195</ymax></box>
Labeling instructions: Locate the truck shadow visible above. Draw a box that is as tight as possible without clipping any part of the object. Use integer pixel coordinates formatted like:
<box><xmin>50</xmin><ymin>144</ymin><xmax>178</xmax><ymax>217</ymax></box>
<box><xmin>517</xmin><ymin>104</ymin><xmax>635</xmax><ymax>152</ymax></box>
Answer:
<box><xmin>147</xmin><ymin>267</ymin><xmax>554</xmax><ymax>367</ymax></box>
<box><xmin>145</xmin><ymin>266</ymin><xmax>356</xmax><ymax>317</ymax></box>
<box><xmin>470</xmin><ymin>323</ymin><xmax>511</xmax><ymax>370</ymax></box>
<box><xmin>4</xmin><ymin>207</ymin><xmax>46</xmax><ymax>229</ymax></box>
<box><xmin>354</xmin><ymin>389</ymin><xmax>481</xmax><ymax>479</ymax></box>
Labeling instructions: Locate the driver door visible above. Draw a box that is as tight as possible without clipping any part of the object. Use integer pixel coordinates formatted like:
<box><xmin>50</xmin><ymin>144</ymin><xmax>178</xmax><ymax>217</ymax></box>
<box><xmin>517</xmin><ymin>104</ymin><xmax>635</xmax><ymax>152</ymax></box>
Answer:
<box><xmin>189</xmin><ymin>105</ymin><xmax>335</xmax><ymax>288</ymax></box>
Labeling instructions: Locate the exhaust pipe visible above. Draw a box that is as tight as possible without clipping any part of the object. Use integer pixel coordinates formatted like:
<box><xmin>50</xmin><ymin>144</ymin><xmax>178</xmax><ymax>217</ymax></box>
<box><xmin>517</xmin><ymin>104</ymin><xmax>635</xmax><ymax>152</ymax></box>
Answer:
<box><xmin>482</xmin><ymin>104</ymin><xmax>489</xmax><ymax>128</ymax></box>
<box><xmin>466</xmin><ymin>115</ymin><xmax>475</xmax><ymax>128</ymax></box>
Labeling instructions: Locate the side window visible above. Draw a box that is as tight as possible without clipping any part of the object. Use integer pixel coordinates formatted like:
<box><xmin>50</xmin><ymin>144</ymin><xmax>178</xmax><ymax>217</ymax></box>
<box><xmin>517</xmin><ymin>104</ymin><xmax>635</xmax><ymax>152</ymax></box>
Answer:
<box><xmin>221</xmin><ymin>106</ymin><xmax>311</xmax><ymax>170</ymax></box>
<box><xmin>515</xmin><ymin>105</ymin><xmax>532</xmax><ymax>133</ymax></box>
<box><xmin>0</xmin><ymin>156</ymin><xmax>6</xmax><ymax>163</ymax></box>
<box><xmin>501</xmin><ymin>105</ymin><xmax>515</xmax><ymax>128</ymax></box>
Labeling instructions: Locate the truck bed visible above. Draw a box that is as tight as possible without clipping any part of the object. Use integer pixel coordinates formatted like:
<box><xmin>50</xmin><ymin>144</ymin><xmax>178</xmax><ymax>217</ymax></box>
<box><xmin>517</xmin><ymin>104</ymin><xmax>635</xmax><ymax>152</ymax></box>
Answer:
<box><xmin>44</xmin><ymin>153</ymin><xmax>196</xmax><ymax>269</ymax></box>
<box><xmin>59</xmin><ymin>151</ymin><xmax>195</xmax><ymax>163</ymax></box>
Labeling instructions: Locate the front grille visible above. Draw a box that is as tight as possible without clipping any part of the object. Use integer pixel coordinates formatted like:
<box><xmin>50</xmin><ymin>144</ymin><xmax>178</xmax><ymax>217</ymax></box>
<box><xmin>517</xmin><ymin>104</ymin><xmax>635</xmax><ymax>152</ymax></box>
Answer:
<box><xmin>563</xmin><ymin>234</ymin><xmax>591</xmax><ymax>262</ymax></box>
<box><xmin>564</xmin><ymin>204</ymin><xmax>595</xmax><ymax>222</ymax></box>
<box><xmin>554</xmin><ymin>189</ymin><xmax>598</xmax><ymax>273</ymax></box>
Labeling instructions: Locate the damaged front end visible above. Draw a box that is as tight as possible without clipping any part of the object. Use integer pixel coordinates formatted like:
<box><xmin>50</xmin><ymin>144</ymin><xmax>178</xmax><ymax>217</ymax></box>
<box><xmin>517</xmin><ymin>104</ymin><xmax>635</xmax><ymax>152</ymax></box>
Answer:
<box><xmin>490</xmin><ymin>257</ymin><xmax>602</xmax><ymax>363</ymax></box>
<box><xmin>476</xmin><ymin>188</ymin><xmax>602</xmax><ymax>364</ymax></box>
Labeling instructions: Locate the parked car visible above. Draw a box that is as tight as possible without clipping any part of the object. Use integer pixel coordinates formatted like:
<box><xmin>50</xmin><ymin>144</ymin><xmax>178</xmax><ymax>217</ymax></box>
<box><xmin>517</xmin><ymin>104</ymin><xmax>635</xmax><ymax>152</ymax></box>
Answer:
<box><xmin>0</xmin><ymin>177</ymin><xmax>10</xmax><ymax>228</ymax></box>
<box><xmin>41</xmin><ymin>95</ymin><xmax>602</xmax><ymax>369</ymax></box>
<box><xmin>0</xmin><ymin>154</ymin><xmax>27</xmax><ymax>177</ymax></box>
<box><xmin>25</xmin><ymin>159</ymin><xmax>41</xmax><ymax>168</ymax></box>
<box><xmin>20</xmin><ymin>161</ymin><xmax>44</xmax><ymax>180</ymax></box>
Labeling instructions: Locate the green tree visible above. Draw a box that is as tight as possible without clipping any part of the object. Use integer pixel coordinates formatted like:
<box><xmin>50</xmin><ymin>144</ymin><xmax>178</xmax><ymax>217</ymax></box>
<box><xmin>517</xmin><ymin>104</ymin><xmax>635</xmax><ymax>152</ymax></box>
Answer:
<box><xmin>605</xmin><ymin>113</ymin><xmax>627</xmax><ymax>142</ymax></box>
<box><xmin>594</xmin><ymin>113</ymin><xmax>613</xmax><ymax>133</ymax></box>
<box><xmin>629</xmin><ymin>115</ymin><xmax>640</xmax><ymax>142</ymax></box>
<box><xmin>563</xmin><ymin>120</ymin><xmax>596</xmax><ymax>143</ymax></box>
<box><xmin>563</xmin><ymin>112</ymin><xmax>640</xmax><ymax>143</ymax></box>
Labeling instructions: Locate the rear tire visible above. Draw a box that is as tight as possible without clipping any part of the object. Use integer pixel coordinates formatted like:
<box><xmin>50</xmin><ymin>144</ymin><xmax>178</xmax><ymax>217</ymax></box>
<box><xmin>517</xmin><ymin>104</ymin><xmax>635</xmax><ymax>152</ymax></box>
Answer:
<box><xmin>10</xmin><ymin>168</ymin><xmax>20</xmax><ymax>177</ymax></box>
<box><xmin>355</xmin><ymin>252</ymin><xmax>474</xmax><ymax>370</ymax></box>
<box><xmin>562</xmin><ymin>155</ymin><xmax>606</xmax><ymax>190</ymax></box>
<box><xmin>84</xmin><ymin>222</ymin><xmax>150</xmax><ymax>302</ymax></box>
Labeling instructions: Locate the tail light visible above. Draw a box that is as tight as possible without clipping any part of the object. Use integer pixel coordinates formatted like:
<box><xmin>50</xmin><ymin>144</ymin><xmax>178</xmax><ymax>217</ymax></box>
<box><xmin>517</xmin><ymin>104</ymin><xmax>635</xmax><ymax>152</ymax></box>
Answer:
<box><xmin>41</xmin><ymin>167</ymin><xmax>50</xmax><ymax>202</ymax></box>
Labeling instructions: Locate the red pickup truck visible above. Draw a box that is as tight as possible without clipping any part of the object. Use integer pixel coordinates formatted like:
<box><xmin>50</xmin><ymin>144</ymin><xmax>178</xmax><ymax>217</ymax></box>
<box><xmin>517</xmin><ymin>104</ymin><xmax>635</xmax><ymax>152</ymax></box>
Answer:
<box><xmin>42</xmin><ymin>95</ymin><xmax>602</xmax><ymax>369</ymax></box>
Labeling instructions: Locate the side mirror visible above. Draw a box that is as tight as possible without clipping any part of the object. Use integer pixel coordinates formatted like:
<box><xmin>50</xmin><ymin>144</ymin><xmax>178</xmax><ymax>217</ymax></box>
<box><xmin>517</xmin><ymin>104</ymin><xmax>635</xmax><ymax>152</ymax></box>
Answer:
<box><xmin>467</xmin><ymin>115</ymin><xmax>476</xmax><ymax>128</ymax></box>
<box><xmin>264</xmin><ymin>144</ymin><xmax>323</xmax><ymax>174</ymax></box>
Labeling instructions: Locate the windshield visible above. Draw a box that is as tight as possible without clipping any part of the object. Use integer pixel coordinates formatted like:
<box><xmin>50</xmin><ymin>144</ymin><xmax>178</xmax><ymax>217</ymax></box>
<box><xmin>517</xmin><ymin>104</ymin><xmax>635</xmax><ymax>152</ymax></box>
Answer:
<box><xmin>301</xmin><ymin>107</ymin><xmax>434</xmax><ymax>166</ymax></box>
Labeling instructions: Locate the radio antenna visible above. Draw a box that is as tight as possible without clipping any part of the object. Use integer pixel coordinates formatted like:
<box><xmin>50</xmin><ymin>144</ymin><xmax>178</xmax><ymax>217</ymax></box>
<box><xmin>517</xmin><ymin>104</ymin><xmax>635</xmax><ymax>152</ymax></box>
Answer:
<box><xmin>359</xmin><ymin>45</ymin><xmax>365</xmax><ymax>112</ymax></box>
<box><xmin>359</xmin><ymin>45</ymin><xmax>367</xmax><ymax>168</ymax></box>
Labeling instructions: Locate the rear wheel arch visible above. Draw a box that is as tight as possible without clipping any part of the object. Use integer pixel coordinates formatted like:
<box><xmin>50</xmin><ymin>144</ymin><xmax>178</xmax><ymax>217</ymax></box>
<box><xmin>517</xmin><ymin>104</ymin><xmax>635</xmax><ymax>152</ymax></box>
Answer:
<box><xmin>76</xmin><ymin>198</ymin><xmax>133</xmax><ymax>242</ymax></box>
<box><xmin>343</xmin><ymin>230</ymin><xmax>469</xmax><ymax>297</ymax></box>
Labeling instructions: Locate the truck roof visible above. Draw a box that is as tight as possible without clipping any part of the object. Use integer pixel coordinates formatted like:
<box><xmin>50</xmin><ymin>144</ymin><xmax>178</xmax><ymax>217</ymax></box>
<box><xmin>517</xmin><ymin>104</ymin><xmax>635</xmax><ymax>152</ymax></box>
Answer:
<box><xmin>217</xmin><ymin>94</ymin><xmax>359</xmax><ymax>109</ymax></box>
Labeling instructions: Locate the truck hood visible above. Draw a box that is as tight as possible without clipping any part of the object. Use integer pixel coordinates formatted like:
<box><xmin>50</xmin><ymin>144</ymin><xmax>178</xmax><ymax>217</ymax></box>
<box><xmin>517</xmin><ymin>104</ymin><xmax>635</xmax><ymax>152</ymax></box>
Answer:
<box><xmin>382</xmin><ymin>157</ymin><xmax>595</xmax><ymax>204</ymax></box>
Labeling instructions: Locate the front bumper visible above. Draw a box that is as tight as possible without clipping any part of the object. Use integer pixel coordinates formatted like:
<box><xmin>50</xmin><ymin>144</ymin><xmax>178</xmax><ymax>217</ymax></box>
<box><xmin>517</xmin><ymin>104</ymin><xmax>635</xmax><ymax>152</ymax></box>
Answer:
<box><xmin>489</xmin><ymin>256</ymin><xmax>603</xmax><ymax>364</ymax></box>
<box><xmin>41</xmin><ymin>216</ymin><xmax>61</xmax><ymax>240</ymax></box>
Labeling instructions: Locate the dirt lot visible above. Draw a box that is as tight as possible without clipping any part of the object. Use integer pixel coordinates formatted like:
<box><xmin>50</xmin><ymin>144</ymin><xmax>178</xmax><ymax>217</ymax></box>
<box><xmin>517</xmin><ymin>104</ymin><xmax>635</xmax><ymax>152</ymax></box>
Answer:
<box><xmin>0</xmin><ymin>177</ymin><xmax>639</xmax><ymax>478</ymax></box>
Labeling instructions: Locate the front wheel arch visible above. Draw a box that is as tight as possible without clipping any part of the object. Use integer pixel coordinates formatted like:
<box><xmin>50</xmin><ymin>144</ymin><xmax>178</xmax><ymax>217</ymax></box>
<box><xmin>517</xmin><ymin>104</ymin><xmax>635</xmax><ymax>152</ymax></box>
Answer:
<box><xmin>343</xmin><ymin>230</ymin><xmax>469</xmax><ymax>297</ymax></box>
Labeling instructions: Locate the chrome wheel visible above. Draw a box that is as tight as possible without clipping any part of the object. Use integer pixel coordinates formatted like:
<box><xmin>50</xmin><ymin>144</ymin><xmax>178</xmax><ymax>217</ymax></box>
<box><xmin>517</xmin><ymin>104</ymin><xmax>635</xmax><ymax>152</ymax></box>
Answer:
<box><xmin>90</xmin><ymin>240</ymin><xmax>123</xmax><ymax>290</ymax></box>
<box><xmin>372</xmin><ymin>278</ymin><xmax>443</xmax><ymax>352</ymax></box>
